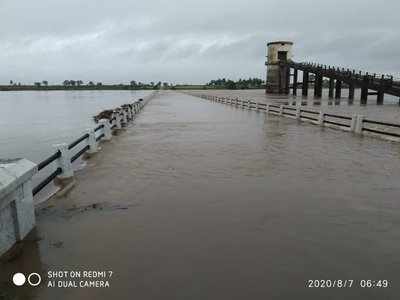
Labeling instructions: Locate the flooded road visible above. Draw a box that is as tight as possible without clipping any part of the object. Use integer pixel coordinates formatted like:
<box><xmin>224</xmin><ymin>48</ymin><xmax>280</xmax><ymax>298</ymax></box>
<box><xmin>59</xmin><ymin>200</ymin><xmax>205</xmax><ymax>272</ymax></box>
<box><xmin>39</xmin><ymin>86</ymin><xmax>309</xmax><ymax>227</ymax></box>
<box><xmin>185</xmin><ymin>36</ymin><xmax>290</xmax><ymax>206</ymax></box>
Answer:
<box><xmin>1</xmin><ymin>91</ymin><xmax>400</xmax><ymax>299</ymax></box>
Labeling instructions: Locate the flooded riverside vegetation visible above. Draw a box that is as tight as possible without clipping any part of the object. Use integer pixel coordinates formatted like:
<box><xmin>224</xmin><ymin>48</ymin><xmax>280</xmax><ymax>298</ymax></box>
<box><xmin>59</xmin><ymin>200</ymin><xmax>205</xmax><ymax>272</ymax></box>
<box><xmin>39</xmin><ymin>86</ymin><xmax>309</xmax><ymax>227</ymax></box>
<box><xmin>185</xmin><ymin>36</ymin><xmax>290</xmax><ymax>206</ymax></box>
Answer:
<box><xmin>1</xmin><ymin>91</ymin><xmax>400</xmax><ymax>299</ymax></box>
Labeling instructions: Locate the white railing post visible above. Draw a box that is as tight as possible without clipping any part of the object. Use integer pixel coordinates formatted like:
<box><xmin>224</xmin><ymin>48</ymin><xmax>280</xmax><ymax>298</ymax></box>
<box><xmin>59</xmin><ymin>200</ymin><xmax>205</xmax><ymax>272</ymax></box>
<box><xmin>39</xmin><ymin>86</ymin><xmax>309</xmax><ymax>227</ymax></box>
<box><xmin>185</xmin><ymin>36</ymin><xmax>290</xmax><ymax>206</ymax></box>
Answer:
<box><xmin>266</xmin><ymin>104</ymin><xmax>270</xmax><ymax>114</ymax></box>
<box><xmin>0</xmin><ymin>158</ymin><xmax>37</xmax><ymax>257</ymax></box>
<box><xmin>296</xmin><ymin>106</ymin><xmax>301</xmax><ymax>120</ymax></box>
<box><xmin>355</xmin><ymin>115</ymin><xmax>364</xmax><ymax>134</ymax></box>
<box><xmin>116</xmin><ymin>113</ymin><xmax>122</xmax><ymax>130</ymax></box>
<box><xmin>122</xmin><ymin>110</ymin><xmax>128</xmax><ymax>125</ymax></box>
<box><xmin>247</xmin><ymin>100</ymin><xmax>251</xmax><ymax>109</ymax></box>
<box><xmin>99</xmin><ymin>119</ymin><xmax>112</xmax><ymax>141</ymax></box>
<box><xmin>86</xmin><ymin>128</ymin><xmax>98</xmax><ymax>154</ymax></box>
<box><xmin>127</xmin><ymin>107</ymin><xmax>132</xmax><ymax>121</ymax></box>
<box><xmin>279</xmin><ymin>105</ymin><xmax>284</xmax><ymax>116</ymax></box>
<box><xmin>318</xmin><ymin>111</ymin><xmax>325</xmax><ymax>126</ymax></box>
<box><xmin>256</xmin><ymin>102</ymin><xmax>260</xmax><ymax>110</ymax></box>
<box><xmin>53</xmin><ymin>143</ymin><xmax>74</xmax><ymax>179</ymax></box>
<box><xmin>350</xmin><ymin>114</ymin><xmax>357</xmax><ymax>132</ymax></box>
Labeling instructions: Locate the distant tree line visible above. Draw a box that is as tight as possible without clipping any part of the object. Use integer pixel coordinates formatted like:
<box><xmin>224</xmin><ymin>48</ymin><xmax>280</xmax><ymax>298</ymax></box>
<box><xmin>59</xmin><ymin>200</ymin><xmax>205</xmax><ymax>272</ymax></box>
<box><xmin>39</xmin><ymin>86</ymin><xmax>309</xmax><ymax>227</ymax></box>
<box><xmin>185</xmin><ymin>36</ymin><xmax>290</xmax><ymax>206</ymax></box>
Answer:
<box><xmin>206</xmin><ymin>78</ymin><xmax>264</xmax><ymax>89</ymax></box>
<box><xmin>3</xmin><ymin>78</ymin><xmax>267</xmax><ymax>91</ymax></box>
<box><xmin>2</xmin><ymin>79</ymin><xmax>170</xmax><ymax>91</ymax></box>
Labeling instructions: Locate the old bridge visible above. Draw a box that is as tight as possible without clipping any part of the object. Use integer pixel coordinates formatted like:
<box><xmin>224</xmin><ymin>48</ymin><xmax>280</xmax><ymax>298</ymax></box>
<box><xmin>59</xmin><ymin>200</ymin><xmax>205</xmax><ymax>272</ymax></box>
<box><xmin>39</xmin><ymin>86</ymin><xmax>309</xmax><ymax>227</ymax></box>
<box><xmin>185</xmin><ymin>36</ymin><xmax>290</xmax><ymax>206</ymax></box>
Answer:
<box><xmin>265</xmin><ymin>41</ymin><xmax>400</xmax><ymax>105</ymax></box>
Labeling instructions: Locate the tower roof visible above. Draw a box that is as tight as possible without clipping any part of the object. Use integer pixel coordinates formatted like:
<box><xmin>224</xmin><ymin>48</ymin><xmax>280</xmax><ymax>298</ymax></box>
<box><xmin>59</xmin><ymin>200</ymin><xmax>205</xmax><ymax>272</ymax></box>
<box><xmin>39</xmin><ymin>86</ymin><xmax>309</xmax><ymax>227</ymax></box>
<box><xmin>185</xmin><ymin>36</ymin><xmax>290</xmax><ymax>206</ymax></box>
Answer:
<box><xmin>267</xmin><ymin>41</ymin><xmax>293</xmax><ymax>46</ymax></box>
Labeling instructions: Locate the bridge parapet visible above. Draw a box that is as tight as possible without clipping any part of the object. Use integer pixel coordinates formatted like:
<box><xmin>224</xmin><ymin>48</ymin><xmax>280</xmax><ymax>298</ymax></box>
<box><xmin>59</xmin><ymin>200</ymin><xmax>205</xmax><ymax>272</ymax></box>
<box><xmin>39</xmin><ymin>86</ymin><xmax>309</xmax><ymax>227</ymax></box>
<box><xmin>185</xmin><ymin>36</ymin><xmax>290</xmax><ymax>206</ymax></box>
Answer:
<box><xmin>187</xmin><ymin>92</ymin><xmax>400</xmax><ymax>142</ymax></box>
<box><xmin>289</xmin><ymin>61</ymin><xmax>394</xmax><ymax>86</ymax></box>
<box><xmin>0</xmin><ymin>159</ymin><xmax>37</xmax><ymax>258</ymax></box>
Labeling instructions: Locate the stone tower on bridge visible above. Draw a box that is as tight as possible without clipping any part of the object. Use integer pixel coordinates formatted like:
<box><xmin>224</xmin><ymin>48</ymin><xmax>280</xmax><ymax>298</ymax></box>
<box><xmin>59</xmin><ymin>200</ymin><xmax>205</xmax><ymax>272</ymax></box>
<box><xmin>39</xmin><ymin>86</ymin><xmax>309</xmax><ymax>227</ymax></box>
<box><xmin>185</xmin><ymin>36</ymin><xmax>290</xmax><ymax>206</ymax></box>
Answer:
<box><xmin>265</xmin><ymin>41</ymin><xmax>293</xmax><ymax>94</ymax></box>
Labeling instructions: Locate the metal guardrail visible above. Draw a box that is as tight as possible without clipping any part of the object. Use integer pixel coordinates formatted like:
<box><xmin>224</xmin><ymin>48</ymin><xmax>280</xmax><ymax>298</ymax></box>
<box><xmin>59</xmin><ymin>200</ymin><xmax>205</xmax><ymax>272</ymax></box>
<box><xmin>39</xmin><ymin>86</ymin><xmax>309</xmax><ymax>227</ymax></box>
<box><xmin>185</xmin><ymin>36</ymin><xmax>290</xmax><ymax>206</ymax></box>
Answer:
<box><xmin>32</xmin><ymin>98</ymin><xmax>147</xmax><ymax>198</ymax></box>
<box><xmin>191</xmin><ymin>94</ymin><xmax>400</xmax><ymax>142</ymax></box>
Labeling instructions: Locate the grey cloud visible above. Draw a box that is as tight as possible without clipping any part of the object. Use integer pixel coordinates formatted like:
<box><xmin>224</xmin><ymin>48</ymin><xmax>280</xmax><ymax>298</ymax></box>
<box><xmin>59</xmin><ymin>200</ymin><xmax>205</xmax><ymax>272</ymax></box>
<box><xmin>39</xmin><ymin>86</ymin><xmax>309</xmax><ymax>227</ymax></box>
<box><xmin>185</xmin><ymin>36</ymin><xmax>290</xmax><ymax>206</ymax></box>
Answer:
<box><xmin>1</xmin><ymin>0</ymin><xmax>399</xmax><ymax>83</ymax></box>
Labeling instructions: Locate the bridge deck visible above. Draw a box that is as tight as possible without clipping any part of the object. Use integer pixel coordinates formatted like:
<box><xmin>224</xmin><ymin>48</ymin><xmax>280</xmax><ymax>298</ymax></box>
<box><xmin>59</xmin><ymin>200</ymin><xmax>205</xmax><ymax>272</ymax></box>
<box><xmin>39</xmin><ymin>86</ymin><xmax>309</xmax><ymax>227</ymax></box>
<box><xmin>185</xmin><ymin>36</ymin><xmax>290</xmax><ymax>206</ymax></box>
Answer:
<box><xmin>2</xmin><ymin>92</ymin><xmax>400</xmax><ymax>299</ymax></box>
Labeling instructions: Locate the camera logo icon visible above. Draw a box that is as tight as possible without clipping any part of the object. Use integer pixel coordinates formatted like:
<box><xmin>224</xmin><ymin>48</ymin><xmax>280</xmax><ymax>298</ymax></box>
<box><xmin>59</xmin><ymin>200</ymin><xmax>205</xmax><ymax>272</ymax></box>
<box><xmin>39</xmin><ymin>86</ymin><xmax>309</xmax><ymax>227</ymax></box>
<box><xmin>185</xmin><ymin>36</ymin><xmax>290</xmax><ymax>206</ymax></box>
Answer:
<box><xmin>12</xmin><ymin>273</ymin><xmax>42</xmax><ymax>287</ymax></box>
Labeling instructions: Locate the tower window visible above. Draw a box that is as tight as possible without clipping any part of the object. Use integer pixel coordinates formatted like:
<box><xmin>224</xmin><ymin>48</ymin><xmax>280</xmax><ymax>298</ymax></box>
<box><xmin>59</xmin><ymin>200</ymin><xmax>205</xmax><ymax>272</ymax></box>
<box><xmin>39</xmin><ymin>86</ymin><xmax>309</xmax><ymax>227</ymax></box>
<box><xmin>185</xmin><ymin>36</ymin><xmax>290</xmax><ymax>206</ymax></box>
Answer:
<box><xmin>278</xmin><ymin>51</ymin><xmax>288</xmax><ymax>61</ymax></box>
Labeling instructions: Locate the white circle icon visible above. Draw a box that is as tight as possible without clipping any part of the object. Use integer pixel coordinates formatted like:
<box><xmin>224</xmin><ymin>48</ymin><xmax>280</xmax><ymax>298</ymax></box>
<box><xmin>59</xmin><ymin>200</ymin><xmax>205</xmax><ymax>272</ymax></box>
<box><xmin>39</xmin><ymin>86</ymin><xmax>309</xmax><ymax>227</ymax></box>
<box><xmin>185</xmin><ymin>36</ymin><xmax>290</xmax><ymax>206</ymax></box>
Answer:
<box><xmin>28</xmin><ymin>273</ymin><xmax>42</xmax><ymax>287</ymax></box>
<box><xmin>12</xmin><ymin>273</ymin><xmax>26</xmax><ymax>286</ymax></box>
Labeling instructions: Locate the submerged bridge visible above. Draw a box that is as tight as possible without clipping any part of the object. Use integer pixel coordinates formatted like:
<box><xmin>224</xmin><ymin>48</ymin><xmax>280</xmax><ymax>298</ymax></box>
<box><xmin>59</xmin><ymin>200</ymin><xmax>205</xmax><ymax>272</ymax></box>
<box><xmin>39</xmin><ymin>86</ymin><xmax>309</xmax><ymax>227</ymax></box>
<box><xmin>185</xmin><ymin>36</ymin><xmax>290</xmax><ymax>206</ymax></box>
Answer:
<box><xmin>266</xmin><ymin>41</ymin><xmax>400</xmax><ymax>104</ymax></box>
<box><xmin>1</xmin><ymin>91</ymin><xmax>400</xmax><ymax>299</ymax></box>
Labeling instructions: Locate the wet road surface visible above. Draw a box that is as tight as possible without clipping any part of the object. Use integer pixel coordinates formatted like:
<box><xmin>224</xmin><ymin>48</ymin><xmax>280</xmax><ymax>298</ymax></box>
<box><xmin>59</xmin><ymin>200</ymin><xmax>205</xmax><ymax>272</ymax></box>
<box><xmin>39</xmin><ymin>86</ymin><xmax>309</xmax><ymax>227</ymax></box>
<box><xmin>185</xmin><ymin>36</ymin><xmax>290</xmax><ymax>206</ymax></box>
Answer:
<box><xmin>1</xmin><ymin>91</ymin><xmax>400</xmax><ymax>299</ymax></box>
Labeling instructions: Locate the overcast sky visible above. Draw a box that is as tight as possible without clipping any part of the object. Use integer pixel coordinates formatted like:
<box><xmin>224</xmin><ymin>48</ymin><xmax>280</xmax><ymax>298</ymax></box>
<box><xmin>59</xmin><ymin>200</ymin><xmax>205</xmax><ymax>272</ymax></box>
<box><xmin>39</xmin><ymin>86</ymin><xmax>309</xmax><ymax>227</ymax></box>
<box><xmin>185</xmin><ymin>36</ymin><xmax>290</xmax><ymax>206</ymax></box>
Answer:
<box><xmin>1</xmin><ymin>0</ymin><xmax>399</xmax><ymax>84</ymax></box>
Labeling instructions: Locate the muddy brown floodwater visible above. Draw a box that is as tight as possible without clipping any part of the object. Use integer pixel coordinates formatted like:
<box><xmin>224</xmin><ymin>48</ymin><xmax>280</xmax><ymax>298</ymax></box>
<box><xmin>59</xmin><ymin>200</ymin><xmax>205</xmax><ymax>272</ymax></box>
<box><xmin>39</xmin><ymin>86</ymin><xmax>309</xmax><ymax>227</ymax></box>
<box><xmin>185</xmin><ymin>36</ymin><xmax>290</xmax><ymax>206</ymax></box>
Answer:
<box><xmin>1</xmin><ymin>91</ymin><xmax>400</xmax><ymax>300</ymax></box>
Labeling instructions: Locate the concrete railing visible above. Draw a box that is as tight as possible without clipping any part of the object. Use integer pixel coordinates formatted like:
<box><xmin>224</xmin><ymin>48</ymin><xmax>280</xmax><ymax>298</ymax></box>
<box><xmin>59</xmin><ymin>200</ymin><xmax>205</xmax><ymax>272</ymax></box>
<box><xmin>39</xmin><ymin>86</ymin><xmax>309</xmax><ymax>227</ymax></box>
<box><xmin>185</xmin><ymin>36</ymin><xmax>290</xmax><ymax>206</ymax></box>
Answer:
<box><xmin>0</xmin><ymin>159</ymin><xmax>37</xmax><ymax>257</ymax></box>
<box><xmin>32</xmin><ymin>99</ymin><xmax>146</xmax><ymax>198</ymax></box>
<box><xmin>0</xmin><ymin>92</ymin><xmax>155</xmax><ymax>258</ymax></box>
<box><xmin>190</xmin><ymin>94</ymin><xmax>400</xmax><ymax>141</ymax></box>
